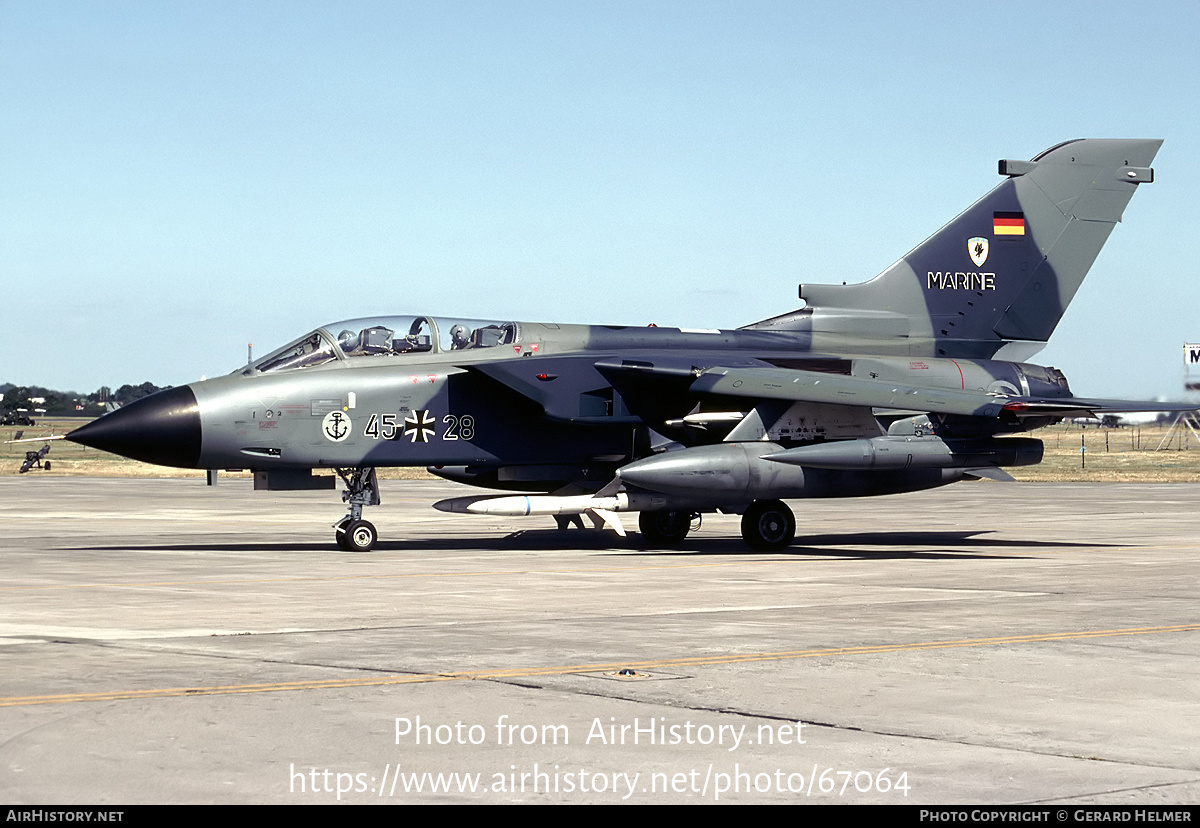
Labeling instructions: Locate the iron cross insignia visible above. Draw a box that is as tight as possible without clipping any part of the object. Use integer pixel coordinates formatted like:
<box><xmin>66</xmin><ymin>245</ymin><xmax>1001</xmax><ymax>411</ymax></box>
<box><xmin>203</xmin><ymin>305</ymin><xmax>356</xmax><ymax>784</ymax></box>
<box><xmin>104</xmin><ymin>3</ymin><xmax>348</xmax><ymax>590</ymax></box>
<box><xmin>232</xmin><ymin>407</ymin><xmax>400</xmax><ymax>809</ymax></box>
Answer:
<box><xmin>404</xmin><ymin>409</ymin><xmax>436</xmax><ymax>443</ymax></box>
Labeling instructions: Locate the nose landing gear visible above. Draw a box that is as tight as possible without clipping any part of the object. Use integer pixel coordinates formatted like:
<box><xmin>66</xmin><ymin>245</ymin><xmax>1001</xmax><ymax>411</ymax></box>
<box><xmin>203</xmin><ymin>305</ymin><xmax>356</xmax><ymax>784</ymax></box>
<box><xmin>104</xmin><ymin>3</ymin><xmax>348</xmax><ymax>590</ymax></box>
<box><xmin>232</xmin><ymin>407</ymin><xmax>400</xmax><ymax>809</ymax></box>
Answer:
<box><xmin>334</xmin><ymin>467</ymin><xmax>380</xmax><ymax>551</ymax></box>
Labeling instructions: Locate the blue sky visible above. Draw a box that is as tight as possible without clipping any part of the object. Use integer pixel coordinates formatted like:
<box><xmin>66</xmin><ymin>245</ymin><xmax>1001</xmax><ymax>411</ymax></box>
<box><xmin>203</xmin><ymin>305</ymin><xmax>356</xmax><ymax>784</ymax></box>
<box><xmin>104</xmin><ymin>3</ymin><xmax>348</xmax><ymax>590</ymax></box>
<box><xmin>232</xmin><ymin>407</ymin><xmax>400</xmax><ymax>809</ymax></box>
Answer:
<box><xmin>3</xmin><ymin>0</ymin><xmax>1199</xmax><ymax>398</ymax></box>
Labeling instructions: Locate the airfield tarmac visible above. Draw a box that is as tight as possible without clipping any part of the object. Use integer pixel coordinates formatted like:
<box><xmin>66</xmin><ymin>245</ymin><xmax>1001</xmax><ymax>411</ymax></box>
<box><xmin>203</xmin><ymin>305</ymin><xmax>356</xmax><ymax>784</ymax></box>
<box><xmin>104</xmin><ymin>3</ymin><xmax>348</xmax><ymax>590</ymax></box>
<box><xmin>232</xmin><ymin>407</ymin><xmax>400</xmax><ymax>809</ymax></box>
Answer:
<box><xmin>1</xmin><ymin>477</ymin><xmax>1198</xmax><ymax>805</ymax></box>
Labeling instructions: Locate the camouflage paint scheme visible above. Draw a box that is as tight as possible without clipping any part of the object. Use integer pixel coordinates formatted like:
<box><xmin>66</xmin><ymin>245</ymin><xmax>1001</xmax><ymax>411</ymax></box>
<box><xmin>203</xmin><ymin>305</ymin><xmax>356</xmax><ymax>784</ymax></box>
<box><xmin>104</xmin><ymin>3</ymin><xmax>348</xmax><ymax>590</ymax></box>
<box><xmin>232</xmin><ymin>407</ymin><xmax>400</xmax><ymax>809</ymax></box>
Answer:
<box><xmin>69</xmin><ymin>139</ymin><xmax>1176</xmax><ymax>551</ymax></box>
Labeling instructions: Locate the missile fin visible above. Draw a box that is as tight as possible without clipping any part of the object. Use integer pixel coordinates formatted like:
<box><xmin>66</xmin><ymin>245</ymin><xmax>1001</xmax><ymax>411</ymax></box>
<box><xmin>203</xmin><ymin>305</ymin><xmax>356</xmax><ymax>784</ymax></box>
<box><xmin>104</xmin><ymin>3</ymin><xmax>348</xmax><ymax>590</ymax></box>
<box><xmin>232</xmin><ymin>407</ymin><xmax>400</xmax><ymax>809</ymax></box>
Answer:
<box><xmin>589</xmin><ymin>508</ymin><xmax>627</xmax><ymax>536</ymax></box>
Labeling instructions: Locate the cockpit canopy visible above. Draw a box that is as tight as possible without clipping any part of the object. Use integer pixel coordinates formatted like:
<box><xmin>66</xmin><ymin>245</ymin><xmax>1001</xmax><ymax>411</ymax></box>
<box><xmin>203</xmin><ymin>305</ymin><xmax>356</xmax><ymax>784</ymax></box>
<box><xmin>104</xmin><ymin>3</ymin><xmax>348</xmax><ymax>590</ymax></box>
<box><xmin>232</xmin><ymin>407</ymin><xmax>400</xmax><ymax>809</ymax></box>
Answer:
<box><xmin>249</xmin><ymin>315</ymin><xmax>518</xmax><ymax>374</ymax></box>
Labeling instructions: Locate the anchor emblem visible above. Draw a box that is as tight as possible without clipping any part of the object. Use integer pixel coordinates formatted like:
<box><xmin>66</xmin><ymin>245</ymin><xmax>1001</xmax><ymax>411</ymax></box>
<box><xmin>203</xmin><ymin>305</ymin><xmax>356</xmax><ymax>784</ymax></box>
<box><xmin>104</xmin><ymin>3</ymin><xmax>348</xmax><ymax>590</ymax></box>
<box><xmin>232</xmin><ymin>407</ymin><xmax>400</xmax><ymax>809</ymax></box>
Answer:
<box><xmin>321</xmin><ymin>411</ymin><xmax>352</xmax><ymax>442</ymax></box>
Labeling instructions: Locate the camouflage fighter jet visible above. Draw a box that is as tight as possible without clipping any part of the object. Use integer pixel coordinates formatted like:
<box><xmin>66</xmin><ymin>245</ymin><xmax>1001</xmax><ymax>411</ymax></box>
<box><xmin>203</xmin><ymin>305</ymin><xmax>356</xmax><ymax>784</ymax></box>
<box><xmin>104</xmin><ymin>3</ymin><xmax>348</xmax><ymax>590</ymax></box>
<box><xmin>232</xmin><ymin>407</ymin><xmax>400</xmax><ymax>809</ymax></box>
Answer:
<box><xmin>67</xmin><ymin>138</ymin><xmax>1179</xmax><ymax>551</ymax></box>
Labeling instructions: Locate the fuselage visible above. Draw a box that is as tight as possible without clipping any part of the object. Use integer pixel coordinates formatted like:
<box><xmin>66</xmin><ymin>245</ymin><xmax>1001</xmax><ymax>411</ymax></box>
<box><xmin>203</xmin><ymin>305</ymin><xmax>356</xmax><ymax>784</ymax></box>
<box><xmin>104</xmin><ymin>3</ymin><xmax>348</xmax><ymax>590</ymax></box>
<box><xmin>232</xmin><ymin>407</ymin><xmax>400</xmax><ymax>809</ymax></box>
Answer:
<box><xmin>68</xmin><ymin>313</ymin><xmax>1071</xmax><ymax>491</ymax></box>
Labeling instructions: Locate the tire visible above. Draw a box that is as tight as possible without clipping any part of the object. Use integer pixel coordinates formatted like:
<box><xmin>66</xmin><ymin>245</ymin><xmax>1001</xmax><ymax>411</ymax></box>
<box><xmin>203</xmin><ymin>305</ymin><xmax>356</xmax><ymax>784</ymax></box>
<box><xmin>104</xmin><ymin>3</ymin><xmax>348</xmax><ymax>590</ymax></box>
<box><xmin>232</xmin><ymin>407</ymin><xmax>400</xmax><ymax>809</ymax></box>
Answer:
<box><xmin>639</xmin><ymin>510</ymin><xmax>691</xmax><ymax>545</ymax></box>
<box><xmin>740</xmin><ymin>500</ymin><xmax>795</xmax><ymax>551</ymax></box>
<box><xmin>337</xmin><ymin>519</ymin><xmax>378</xmax><ymax>552</ymax></box>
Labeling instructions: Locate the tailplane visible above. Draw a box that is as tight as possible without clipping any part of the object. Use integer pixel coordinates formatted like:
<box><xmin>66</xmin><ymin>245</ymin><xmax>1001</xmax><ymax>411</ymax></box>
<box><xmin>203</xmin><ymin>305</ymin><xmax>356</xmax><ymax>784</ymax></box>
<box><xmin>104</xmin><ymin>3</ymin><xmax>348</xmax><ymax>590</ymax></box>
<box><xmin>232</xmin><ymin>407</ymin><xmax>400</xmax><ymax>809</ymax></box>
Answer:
<box><xmin>748</xmin><ymin>139</ymin><xmax>1161</xmax><ymax>358</ymax></box>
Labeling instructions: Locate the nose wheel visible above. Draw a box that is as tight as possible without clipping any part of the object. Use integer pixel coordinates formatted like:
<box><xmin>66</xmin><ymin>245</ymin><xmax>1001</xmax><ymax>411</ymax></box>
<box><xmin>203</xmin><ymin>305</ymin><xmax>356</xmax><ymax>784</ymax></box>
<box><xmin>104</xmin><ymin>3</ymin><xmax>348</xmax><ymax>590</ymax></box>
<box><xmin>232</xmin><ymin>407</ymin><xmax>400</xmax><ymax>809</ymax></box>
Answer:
<box><xmin>336</xmin><ymin>518</ymin><xmax>378</xmax><ymax>552</ymax></box>
<box><xmin>334</xmin><ymin>467</ymin><xmax>381</xmax><ymax>552</ymax></box>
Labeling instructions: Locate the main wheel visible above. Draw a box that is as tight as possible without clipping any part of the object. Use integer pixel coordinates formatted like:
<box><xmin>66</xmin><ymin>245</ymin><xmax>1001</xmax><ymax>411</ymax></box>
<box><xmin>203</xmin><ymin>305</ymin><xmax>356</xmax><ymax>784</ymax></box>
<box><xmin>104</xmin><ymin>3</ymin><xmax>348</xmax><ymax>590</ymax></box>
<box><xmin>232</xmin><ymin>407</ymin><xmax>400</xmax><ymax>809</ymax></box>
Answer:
<box><xmin>740</xmin><ymin>500</ymin><xmax>795</xmax><ymax>551</ymax></box>
<box><xmin>639</xmin><ymin>510</ymin><xmax>692</xmax><ymax>545</ymax></box>
<box><xmin>336</xmin><ymin>518</ymin><xmax>378</xmax><ymax>552</ymax></box>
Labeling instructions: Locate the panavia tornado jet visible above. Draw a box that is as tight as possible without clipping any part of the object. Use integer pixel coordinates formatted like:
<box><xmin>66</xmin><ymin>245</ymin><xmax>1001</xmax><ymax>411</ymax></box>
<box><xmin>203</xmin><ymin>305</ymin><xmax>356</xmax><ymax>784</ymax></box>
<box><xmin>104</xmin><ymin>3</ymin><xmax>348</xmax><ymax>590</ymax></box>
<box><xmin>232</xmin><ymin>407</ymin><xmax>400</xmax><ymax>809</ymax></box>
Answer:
<box><xmin>69</xmin><ymin>139</ymin><xmax>1180</xmax><ymax>551</ymax></box>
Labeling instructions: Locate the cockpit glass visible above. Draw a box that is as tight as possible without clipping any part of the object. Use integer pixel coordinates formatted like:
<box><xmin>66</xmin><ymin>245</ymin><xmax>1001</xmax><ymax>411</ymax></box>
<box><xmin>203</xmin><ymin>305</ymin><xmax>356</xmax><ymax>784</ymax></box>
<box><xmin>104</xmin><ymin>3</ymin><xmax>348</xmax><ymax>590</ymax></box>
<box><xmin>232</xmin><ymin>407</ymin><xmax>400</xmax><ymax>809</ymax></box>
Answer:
<box><xmin>334</xmin><ymin>317</ymin><xmax>436</xmax><ymax>357</ymax></box>
<box><xmin>437</xmin><ymin>318</ymin><xmax>517</xmax><ymax>352</ymax></box>
<box><xmin>253</xmin><ymin>332</ymin><xmax>338</xmax><ymax>374</ymax></box>
<box><xmin>249</xmin><ymin>315</ymin><xmax>519</xmax><ymax>373</ymax></box>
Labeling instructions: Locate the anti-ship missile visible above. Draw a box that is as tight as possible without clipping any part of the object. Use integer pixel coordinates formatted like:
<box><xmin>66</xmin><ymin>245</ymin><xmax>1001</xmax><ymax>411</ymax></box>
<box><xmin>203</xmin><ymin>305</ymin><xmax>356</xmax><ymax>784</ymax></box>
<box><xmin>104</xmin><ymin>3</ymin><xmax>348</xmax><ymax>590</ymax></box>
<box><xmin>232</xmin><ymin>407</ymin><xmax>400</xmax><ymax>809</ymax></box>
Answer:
<box><xmin>616</xmin><ymin>437</ymin><xmax>1041</xmax><ymax>501</ymax></box>
<box><xmin>763</xmin><ymin>435</ymin><xmax>1043</xmax><ymax>470</ymax></box>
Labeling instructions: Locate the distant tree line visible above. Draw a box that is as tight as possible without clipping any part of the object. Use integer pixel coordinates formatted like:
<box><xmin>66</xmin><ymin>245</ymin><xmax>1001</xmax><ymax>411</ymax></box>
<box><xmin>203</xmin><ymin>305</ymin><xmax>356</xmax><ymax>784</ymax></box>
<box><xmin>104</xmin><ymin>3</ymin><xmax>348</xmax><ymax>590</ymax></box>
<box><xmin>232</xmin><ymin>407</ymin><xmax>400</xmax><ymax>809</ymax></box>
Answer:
<box><xmin>0</xmin><ymin>382</ymin><xmax>171</xmax><ymax>416</ymax></box>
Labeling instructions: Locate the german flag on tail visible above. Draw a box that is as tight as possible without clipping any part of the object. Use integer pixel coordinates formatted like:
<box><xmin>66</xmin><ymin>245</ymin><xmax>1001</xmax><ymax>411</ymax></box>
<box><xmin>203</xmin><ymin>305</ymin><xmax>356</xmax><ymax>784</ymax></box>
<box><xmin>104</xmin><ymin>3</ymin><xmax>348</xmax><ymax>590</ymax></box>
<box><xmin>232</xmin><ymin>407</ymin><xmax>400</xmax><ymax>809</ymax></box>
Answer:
<box><xmin>993</xmin><ymin>211</ymin><xmax>1025</xmax><ymax>236</ymax></box>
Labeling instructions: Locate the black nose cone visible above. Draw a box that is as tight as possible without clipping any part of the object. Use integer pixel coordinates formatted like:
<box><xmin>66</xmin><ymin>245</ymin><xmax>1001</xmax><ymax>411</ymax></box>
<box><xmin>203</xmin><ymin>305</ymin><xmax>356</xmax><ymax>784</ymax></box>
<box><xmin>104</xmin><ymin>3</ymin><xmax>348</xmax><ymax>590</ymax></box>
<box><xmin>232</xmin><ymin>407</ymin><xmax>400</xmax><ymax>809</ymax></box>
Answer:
<box><xmin>67</xmin><ymin>385</ymin><xmax>202</xmax><ymax>468</ymax></box>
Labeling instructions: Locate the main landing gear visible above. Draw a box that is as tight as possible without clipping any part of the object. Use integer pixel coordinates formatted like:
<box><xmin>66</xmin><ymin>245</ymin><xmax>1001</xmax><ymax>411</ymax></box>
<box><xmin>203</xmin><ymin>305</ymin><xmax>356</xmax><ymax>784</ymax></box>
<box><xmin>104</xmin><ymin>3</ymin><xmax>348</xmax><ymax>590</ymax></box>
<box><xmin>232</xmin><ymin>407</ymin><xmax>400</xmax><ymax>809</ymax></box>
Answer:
<box><xmin>636</xmin><ymin>501</ymin><xmax>796</xmax><ymax>550</ymax></box>
<box><xmin>638</xmin><ymin>510</ymin><xmax>698</xmax><ymax>546</ymax></box>
<box><xmin>740</xmin><ymin>499</ymin><xmax>796</xmax><ymax>551</ymax></box>
<box><xmin>334</xmin><ymin>467</ymin><xmax>380</xmax><ymax>552</ymax></box>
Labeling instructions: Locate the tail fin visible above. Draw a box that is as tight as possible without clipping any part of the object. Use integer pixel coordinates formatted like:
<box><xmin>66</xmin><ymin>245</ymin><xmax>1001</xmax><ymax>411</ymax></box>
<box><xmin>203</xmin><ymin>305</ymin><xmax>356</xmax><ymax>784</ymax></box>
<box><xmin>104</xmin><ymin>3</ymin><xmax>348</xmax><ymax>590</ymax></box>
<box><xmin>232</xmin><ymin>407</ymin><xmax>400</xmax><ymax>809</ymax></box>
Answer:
<box><xmin>749</xmin><ymin>139</ymin><xmax>1161</xmax><ymax>359</ymax></box>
